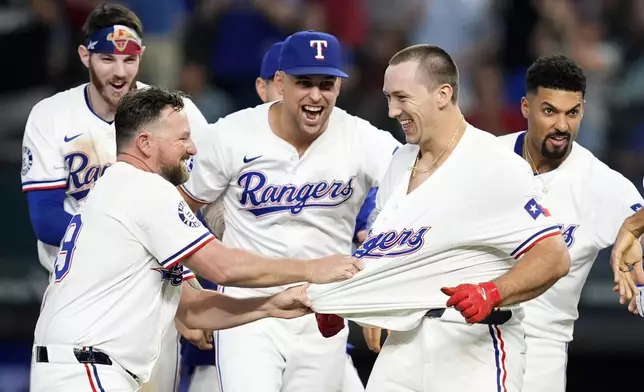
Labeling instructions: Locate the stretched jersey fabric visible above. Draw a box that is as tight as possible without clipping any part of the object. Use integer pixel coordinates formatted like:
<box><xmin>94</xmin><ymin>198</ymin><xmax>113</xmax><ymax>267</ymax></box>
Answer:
<box><xmin>308</xmin><ymin>126</ymin><xmax>561</xmax><ymax>331</ymax></box>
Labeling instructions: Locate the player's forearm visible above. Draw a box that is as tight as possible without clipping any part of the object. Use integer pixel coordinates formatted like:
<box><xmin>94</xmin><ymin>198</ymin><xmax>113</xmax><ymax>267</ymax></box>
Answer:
<box><xmin>494</xmin><ymin>236</ymin><xmax>570</xmax><ymax>306</ymax></box>
<box><xmin>218</xmin><ymin>249</ymin><xmax>310</xmax><ymax>287</ymax></box>
<box><xmin>624</xmin><ymin>209</ymin><xmax>644</xmax><ymax>238</ymax></box>
<box><xmin>26</xmin><ymin>189</ymin><xmax>74</xmax><ymax>246</ymax></box>
<box><xmin>185</xmin><ymin>242</ymin><xmax>310</xmax><ymax>288</ymax></box>
<box><xmin>177</xmin><ymin>289</ymin><xmax>273</xmax><ymax>330</ymax></box>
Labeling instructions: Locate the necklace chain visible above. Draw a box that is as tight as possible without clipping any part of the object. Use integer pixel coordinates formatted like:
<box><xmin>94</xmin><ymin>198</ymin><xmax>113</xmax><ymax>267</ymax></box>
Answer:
<box><xmin>411</xmin><ymin>117</ymin><xmax>465</xmax><ymax>179</ymax></box>
<box><xmin>523</xmin><ymin>137</ymin><xmax>556</xmax><ymax>193</ymax></box>
<box><xmin>522</xmin><ymin>138</ymin><xmax>540</xmax><ymax>175</ymax></box>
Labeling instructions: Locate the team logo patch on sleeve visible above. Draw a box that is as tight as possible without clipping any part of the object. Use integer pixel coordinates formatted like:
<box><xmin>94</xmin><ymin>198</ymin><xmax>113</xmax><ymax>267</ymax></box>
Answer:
<box><xmin>178</xmin><ymin>200</ymin><xmax>201</xmax><ymax>228</ymax></box>
<box><xmin>21</xmin><ymin>146</ymin><xmax>33</xmax><ymax>175</ymax></box>
<box><xmin>524</xmin><ymin>198</ymin><xmax>551</xmax><ymax>220</ymax></box>
<box><xmin>631</xmin><ymin>203</ymin><xmax>642</xmax><ymax>212</ymax></box>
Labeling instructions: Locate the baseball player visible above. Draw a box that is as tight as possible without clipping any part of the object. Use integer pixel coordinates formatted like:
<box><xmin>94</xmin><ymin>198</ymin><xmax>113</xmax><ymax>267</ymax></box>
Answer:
<box><xmin>179</xmin><ymin>31</ymin><xmax>400</xmax><ymax>392</ymax></box>
<box><xmin>29</xmin><ymin>86</ymin><xmax>362</xmax><ymax>392</ymax></box>
<box><xmin>493</xmin><ymin>55</ymin><xmax>644</xmax><ymax>392</ymax></box>
<box><xmin>19</xmin><ymin>5</ymin><xmax>211</xmax><ymax>392</ymax></box>
<box><xmin>256</xmin><ymin>41</ymin><xmax>379</xmax><ymax>246</ymax></box>
<box><xmin>180</xmin><ymin>40</ymin><xmax>370</xmax><ymax>392</ymax></box>
<box><xmin>308</xmin><ymin>44</ymin><xmax>571</xmax><ymax>392</ymax></box>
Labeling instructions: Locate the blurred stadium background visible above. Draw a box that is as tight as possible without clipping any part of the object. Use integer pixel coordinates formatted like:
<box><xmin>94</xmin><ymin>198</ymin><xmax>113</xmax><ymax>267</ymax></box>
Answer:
<box><xmin>2</xmin><ymin>0</ymin><xmax>644</xmax><ymax>391</ymax></box>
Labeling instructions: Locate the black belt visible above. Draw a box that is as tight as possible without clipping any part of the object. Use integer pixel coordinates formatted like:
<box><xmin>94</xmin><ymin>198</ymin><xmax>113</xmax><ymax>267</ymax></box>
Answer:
<box><xmin>425</xmin><ymin>308</ymin><xmax>512</xmax><ymax>325</ymax></box>
<box><xmin>35</xmin><ymin>346</ymin><xmax>138</xmax><ymax>380</ymax></box>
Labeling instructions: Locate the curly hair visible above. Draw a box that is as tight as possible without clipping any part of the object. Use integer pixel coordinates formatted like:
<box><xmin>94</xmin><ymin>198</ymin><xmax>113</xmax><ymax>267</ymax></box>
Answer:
<box><xmin>526</xmin><ymin>55</ymin><xmax>586</xmax><ymax>97</ymax></box>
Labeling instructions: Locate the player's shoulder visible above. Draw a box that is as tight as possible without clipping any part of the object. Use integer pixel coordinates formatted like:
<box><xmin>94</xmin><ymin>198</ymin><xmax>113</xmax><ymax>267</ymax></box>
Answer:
<box><xmin>574</xmin><ymin>143</ymin><xmax>637</xmax><ymax>193</ymax></box>
<box><xmin>468</xmin><ymin>127</ymin><xmax>527</xmax><ymax>164</ymax></box>
<box><xmin>29</xmin><ymin>84</ymin><xmax>86</xmax><ymax>120</ymax></box>
<box><xmin>193</xmin><ymin>103</ymin><xmax>272</xmax><ymax>151</ymax></box>
<box><xmin>329</xmin><ymin>106</ymin><xmax>381</xmax><ymax>134</ymax></box>
<box><xmin>100</xmin><ymin>162</ymin><xmax>177</xmax><ymax>196</ymax></box>
<box><xmin>496</xmin><ymin>130</ymin><xmax>524</xmax><ymax>150</ymax></box>
<box><xmin>87</xmin><ymin>163</ymin><xmax>181</xmax><ymax>219</ymax></box>
<box><xmin>211</xmin><ymin>102</ymin><xmax>271</xmax><ymax>133</ymax></box>
<box><xmin>465</xmin><ymin>126</ymin><xmax>534</xmax><ymax>180</ymax></box>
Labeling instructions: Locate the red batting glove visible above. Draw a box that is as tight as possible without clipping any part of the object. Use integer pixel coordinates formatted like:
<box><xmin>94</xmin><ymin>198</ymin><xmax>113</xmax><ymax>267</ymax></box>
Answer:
<box><xmin>440</xmin><ymin>282</ymin><xmax>502</xmax><ymax>324</ymax></box>
<box><xmin>315</xmin><ymin>313</ymin><xmax>345</xmax><ymax>338</ymax></box>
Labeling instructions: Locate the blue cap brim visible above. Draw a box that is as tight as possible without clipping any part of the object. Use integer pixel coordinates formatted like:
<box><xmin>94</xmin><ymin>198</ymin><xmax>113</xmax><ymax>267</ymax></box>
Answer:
<box><xmin>283</xmin><ymin>66</ymin><xmax>348</xmax><ymax>78</ymax></box>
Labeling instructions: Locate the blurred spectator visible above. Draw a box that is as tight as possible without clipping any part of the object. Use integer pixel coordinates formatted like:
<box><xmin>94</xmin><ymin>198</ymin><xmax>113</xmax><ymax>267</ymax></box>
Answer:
<box><xmin>0</xmin><ymin>0</ymin><xmax>62</xmax><ymax>93</ymax></box>
<box><xmin>0</xmin><ymin>0</ymin><xmax>64</xmax><ymax>160</ymax></box>
<box><xmin>532</xmin><ymin>0</ymin><xmax>619</xmax><ymax>157</ymax></box>
<box><xmin>182</xmin><ymin>0</ymin><xmax>324</xmax><ymax>111</ymax></box>
<box><xmin>120</xmin><ymin>0</ymin><xmax>187</xmax><ymax>89</ymax></box>
<box><xmin>179</xmin><ymin>63</ymin><xmax>234</xmax><ymax>123</ymax></box>
<box><xmin>605</xmin><ymin>0</ymin><xmax>644</xmax><ymax>182</ymax></box>
<box><xmin>61</xmin><ymin>0</ymin><xmax>103</xmax><ymax>87</ymax></box>
<box><xmin>409</xmin><ymin>0</ymin><xmax>500</xmax><ymax>116</ymax></box>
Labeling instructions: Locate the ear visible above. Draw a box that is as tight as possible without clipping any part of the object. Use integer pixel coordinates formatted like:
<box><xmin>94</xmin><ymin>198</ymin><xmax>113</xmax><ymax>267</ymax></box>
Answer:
<box><xmin>255</xmin><ymin>77</ymin><xmax>268</xmax><ymax>103</ymax></box>
<box><xmin>521</xmin><ymin>97</ymin><xmax>529</xmax><ymax>119</ymax></box>
<box><xmin>135</xmin><ymin>131</ymin><xmax>153</xmax><ymax>158</ymax></box>
<box><xmin>78</xmin><ymin>45</ymin><xmax>90</xmax><ymax>69</ymax></box>
<box><xmin>274</xmin><ymin>71</ymin><xmax>286</xmax><ymax>96</ymax></box>
<box><xmin>579</xmin><ymin>99</ymin><xmax>586</xmax><ymax>120</ymax></box>
<box><xmin>436</xmin><ymin>84</ymin><xmax>453</xmax><ymax>109</ymax></box>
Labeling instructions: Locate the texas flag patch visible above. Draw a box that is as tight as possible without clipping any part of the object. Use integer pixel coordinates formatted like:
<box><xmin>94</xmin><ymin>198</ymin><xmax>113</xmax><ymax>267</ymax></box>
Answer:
<box><xmin>524</xmin><ymin>198</ymin><xmax>551</xmax><ymax>220</ymax></box>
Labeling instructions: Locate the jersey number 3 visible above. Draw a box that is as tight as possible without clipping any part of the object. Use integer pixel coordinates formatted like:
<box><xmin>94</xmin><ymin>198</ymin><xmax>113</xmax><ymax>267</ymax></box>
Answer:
<box><xmin>54</xmin><ymin>214</ymin><xmax>83</xmax><ymax>283</ymax></box>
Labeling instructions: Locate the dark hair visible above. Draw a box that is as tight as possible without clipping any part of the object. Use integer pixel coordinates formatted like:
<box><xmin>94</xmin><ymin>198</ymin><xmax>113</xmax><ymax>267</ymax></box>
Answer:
<box><xmin>389</xmin><ymin>44</ymin><xmax>459</xmax><ymax>103</ymax></box>
<box><xmin>526</xmin><ymin>55</ymin><xmax>586</xmax><ymax>97</ymax></box>
<box><xmin>82</xmin><ymin>3</ymin><xmax>143</xmax><ymax>40</ymax></box>
<box><xmin>115</xmin><ymin>86</ymin><xmax>187</xmax><ymax>152</ymax></box>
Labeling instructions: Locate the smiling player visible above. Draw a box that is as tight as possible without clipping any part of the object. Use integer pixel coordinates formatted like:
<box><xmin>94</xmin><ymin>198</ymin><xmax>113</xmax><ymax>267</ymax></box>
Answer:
<box><xmin>20</xmin><ymin>4</ymin><xmax>211</xmax><ymax>392</ymax></box>
<box><xmin>496</xmin><ymin>55</ymin><xmax>644</xmax><ymax>392</ymax></box>
<box><xmin>179</xmin><ymin>31</ymin><xmax>400</xmax><ymax>392</ymax></box>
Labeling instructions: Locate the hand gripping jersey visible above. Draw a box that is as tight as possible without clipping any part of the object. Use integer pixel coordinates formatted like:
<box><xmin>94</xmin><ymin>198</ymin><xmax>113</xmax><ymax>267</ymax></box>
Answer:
<box><xmin>497</xmin><ymin>131</ymin><xmax>644</xmax><ymax>342</ymax></box>
<box><xmin>21</xmin><ymin>82</ymin><xmax>208</xmax><ymax>272</ymax></box>
<box><xmin>307</xmin><ymin>126</ymin><xmax>561</xmax><ymax>331</ymax></box>
<box><xmin>33</xmin><ymin>162</ymin><xmax>212</xmax><ymax>382</ymax></box>
<box><xmin>180</xmin><ymin>102</ymin><xmax>400</xmax><ymax>295</ymax></box>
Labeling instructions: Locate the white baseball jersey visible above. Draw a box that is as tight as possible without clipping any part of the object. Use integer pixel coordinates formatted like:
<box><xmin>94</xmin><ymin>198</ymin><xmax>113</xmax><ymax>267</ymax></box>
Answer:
<box><xmin>180</xmin><ymin>102</ymin><xmax>400</xmax><ymax>295</ymax></box>
<box><xmin>21</xmin><ymin>82</ymin><xmax>208</xmax><ymax>272</ymax></box>
<box><xmin>497</xmin><ymin>131</ymin><xmax>643</xmax><ymax>342</ymax></box>
<box><xmin>34</xmin><ymin>162</ymin><xmax>213</xmax><ymax>382</ymax></box>
<box><xmin>308</xmin><ymin>125</ymin><xmax>562</xmax><ymax>331</ymax></box>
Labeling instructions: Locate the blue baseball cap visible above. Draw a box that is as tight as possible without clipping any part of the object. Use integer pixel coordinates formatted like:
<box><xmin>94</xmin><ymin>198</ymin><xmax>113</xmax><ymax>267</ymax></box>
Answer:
<box><xmin>279</xmin><ymin>31</ymin><xmax>348</xmax><ymax>78</ymax></box>
<box><xmin>260</xmin><ymin>42</ymin><xmax>283</xmax><ymax>79</ymax></box>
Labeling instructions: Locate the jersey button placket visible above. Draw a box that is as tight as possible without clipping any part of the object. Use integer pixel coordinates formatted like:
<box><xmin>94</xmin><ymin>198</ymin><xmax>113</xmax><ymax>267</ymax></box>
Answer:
<box><xmin>286</xmin><ymin>154</ymin><xmax>298</xmax><ymax>175</ymax></box>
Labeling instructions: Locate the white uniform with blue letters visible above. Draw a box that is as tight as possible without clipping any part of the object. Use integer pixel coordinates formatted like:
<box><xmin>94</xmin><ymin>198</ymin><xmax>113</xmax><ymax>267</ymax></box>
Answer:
<box><xmin>21</xmin><ymin>82</ymin><xmax>208</xmax><ymax>392</ymax></box>
<box><xmin>496</xmin><ymin>131</ymin><xmax>644</xmax><ymax>392</ymax></box>
<box><xmin>180</xmin><ymin>101</ymin><xmax>400</xmax><ymax>392</ymax></box>
<box><xmin>30</xmin><ymin>162</ymin><xmax>212</xmax><ymax>391</ymax></box>
<box><xmin>308</xmin><ymin>125</ymin><xmax>562</xmax><ymax>392</ymax></box>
